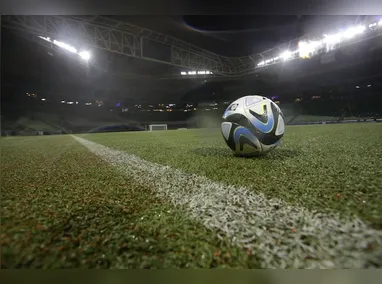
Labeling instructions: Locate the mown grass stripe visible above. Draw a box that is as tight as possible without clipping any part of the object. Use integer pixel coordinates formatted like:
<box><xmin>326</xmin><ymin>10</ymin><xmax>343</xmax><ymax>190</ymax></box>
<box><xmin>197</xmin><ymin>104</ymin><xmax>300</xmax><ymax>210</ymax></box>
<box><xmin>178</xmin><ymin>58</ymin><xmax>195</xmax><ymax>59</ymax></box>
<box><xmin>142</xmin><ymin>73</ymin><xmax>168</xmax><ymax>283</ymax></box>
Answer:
<box><xmin>72</xmin><ymin>135</ymin><xmax>382</xmax><ymax>269</ymax></box>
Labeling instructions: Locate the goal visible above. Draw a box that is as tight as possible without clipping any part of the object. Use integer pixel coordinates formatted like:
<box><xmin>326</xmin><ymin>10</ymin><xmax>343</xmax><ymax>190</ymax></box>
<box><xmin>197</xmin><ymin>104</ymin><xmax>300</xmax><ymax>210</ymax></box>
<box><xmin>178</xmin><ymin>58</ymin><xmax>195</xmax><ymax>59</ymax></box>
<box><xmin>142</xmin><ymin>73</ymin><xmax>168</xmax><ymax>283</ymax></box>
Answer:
<box><xmin>148</xmin><ymin>124</ymin><xmax>168</xmax><ymax>131</ymax></box>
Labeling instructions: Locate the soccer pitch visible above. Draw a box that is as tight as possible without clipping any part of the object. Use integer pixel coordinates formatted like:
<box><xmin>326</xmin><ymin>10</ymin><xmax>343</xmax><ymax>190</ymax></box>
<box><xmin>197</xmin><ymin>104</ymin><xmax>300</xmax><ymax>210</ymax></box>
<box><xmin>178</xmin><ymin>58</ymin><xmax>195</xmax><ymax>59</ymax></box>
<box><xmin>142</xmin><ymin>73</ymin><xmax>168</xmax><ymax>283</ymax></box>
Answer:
<box><xmin>1</xmin><ymin>124</ymin><xmax>381</xmax><ymax>268</ymax></box>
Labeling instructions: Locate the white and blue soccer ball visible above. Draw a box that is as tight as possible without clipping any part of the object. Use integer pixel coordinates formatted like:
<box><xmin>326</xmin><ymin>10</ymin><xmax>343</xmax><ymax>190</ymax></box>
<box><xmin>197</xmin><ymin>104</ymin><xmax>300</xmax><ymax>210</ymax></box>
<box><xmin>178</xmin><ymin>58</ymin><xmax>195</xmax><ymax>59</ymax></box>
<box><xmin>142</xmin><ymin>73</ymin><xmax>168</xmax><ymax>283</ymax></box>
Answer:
<box><xmin>221</xmin><ymin>95</ymin><xmax>285</xmax><ymax>156</ymax></box>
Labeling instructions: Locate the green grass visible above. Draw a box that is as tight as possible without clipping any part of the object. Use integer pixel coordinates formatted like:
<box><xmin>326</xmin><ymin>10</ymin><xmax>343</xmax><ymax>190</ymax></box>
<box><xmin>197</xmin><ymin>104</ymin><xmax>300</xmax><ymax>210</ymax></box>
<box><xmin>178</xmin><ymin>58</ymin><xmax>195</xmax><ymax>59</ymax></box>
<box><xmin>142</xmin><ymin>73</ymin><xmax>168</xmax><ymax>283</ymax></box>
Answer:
<box><xmin>1</xmin><ymin>123</ymin><xmax>381</xmax><ymax>268</ymax></box>
<box><xmin>0</xmin><ymin>136</ymin><xmax>257</xmax><ymax>268</ymax></box>
<box><xmin>81</xmin><ymin>124</ymin><xmax>382</xmax><ymax>228</ymax></box>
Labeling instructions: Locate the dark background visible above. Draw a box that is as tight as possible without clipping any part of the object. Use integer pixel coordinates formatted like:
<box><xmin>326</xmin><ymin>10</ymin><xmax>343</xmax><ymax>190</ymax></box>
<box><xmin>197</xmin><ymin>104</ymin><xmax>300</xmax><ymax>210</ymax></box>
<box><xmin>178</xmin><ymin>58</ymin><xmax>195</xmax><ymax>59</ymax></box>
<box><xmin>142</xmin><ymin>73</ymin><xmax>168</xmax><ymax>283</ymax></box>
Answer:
<box><xmin>1</xmin><ymin>15</ymin><xmax>382</xmax><ymax>133</ymax></box>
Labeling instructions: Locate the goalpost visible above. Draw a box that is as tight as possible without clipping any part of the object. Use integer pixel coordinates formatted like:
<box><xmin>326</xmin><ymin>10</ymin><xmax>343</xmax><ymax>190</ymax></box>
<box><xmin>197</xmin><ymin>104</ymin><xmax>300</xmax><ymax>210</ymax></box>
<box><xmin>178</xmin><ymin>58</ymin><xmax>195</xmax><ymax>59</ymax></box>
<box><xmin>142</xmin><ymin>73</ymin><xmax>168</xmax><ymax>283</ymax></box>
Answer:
<box><xmin>148</xmin><ymin>124</ymin><xmax>168</xmax><ymax>131</ymax></box>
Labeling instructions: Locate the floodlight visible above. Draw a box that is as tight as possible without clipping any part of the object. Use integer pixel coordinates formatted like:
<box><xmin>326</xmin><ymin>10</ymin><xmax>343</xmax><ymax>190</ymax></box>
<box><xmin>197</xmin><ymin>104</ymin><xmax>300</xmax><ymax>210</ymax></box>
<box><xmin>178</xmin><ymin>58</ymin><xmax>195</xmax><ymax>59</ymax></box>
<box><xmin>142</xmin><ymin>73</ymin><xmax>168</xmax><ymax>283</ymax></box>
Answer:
<box><xmin>280</xmin><ymin>50</ymin><xmax>293</xmax><ymax>60</ymax></box>
<box><xmin>53</xmin><ymin>40</ymin><xmax>77</xmax><ymax>54</ymax></box>
<box><xmin>79</xmin><ymin>51</ymin><xmax>91</xmax><ymax>61</ymax></box>
<box><xmin>342</xmin><ymin>25</ymin><xmax>365</xmax><ymax>39</ymax></box>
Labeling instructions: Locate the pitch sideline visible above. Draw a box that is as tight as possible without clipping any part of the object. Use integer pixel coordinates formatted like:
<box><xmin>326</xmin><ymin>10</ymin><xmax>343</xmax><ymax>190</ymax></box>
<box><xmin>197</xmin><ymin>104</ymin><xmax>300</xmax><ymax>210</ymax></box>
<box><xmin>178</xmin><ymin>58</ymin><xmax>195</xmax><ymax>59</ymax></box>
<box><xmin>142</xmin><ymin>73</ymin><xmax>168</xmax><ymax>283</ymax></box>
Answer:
<box><xmin>72</xmin><ymin>135</ymin><xmax>382</xmax><ymax>269</ymax></box>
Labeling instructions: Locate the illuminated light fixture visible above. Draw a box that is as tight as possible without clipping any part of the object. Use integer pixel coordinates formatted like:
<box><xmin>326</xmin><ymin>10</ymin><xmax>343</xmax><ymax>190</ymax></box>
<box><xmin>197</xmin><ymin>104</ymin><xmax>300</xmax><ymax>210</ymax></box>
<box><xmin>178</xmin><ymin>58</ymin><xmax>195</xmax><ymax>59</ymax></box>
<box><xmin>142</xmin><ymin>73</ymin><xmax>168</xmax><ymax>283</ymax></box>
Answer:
<box><xmin>257</xmin><ymin>61</ymin><xmax>265</xmax><ymax>66</ymax></box>
<box><xmin>67</xmin><ymin>101</ymin><xmax>74</xmax><ymax>104</ymax></box>
<box><xmin>61</xmin><ymin>100</ymin><xmax>65</xmax><ymax>103</ymax></box>
<box><xmin>39</xmin><ymin>36</ymin><xmax>51</xmax><ymax>41</ymax></box>
<box><xmin>258</xmin><ymin>20</ymin><xmax>382</xmax><ymax>68</ymax></box>
<box><xmin>298</xmin><ymin>40</ymin><xmax>323</xmax><ymax>59</ymax></box>
<box><xmin>85</xmin><ymin>102</ymin><xmax>92</xmax><ymax>105</ymax></box>
<box><xmin>180</xmin><ymin>71</ymin><xmax>187</xmax><ymax>75</ymax></box>
<box><xmin>53</xmin><ymin>39</ymin><xmax>77</xmax><ymax>53</ymax></box>
<box><xmin>367</xmin><ymin>84</ymin><xmax>371</xmax><ymax>87</ymax></box>
<box><xmin>188</xmin><ymin>71</ymin><xmax>196</xmax><ymax>75</ymax></box>
<box><xmin>298</xmin><ymin>41</ymin><xmax>313</xmax><ymax>58</ymax></box>
<box><xmin>342</xmin><ymin>25</ymin><xmax>365</xmax><ymax>39</ymax></box>
<box><xmin>323</xmin><ymin>33</ymin><xmax>341</xmax><ymax>45</ymax></box>
<box><xmin>280</xmin><ymin>50</ymin><xmax>293</xmax><ymax>60</ymax></box>
<box><xmin>39</xmin><ymin>36</ymin><xmax>92</xmax><ymax>61</ymax></box>
<box><xmin>79</xmin><ymin>51</ymin><xmax>91</xmax><ymax>61</ymax></box>
<box><xmin>75</xmin><ymin>101</ymin><xmax>79</xmax><ymax>104</ymax></box>
<box><xmin>41</xmin><ymin>98</ymin><xmax>46</xmax><ymax>101</ymax></box>
<box><xmin>356</xmin><ymin>86</ymin><xmax>360</xmax><ymax>89</ymax></box>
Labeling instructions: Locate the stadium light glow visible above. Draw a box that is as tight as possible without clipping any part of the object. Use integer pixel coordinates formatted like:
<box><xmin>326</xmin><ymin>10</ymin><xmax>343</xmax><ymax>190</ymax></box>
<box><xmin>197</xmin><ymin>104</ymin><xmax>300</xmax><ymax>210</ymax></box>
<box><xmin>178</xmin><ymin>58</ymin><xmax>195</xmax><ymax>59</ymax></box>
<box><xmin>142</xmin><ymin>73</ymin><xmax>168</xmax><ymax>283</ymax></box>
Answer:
<box><xmin>280</xmin><ymin>50</ymin><xmax>293</xmax><ymax>60</ymax></box>
<box><xmin>257</xmin><ymin>20</ymin><xmax>381</xmax><ymax>68</ymax></box>
<box><xmin>79</xmin><ymin>51</ymin><xmax>91</xmax><ymax>61</ymax></box>
<box><xmin>53</xmin><ymin>39</ymin><xmax>77</xmax><ymax>53</ymax></box>
<box><xmin>367</xmin><ymin>84</ymin><xmax>371</xmax><ymax>87</ymax></box>
<box><xmin>356</xmin><ymin>86</ymin><xmax>360</xmax><ymax>89</ymax></box>
<box><xmin>67</xmin><ymin>101</ymin><xmax>74</xmax><ymax>104</ymax></box>
<box><xmin>41</xmin><ymin>98</ymin><xmax>46</xmax><ymax>101</ymax></box>
<box><xmin>180</xmin><ymin>70</ymin><xmax>212</xmax><ymax>76</ymax></box>
<box><xmin>298</xmin><ymin>40</ymin><xmax>323</xmax><ymax>59</ymax></box>
<box><xmin>342</xmin><ymin>25</ymin><xmax>365</xmax><ymax>39</ymax></box>
<box><xmin>61</xmin><ymin>100</ymin><xmax>65</xmax><ymax>103</ymax></box>
<box><xmin>38</xmin><ymin>36</ymin><xmax>92</xmax><ymax>61</ymax></box>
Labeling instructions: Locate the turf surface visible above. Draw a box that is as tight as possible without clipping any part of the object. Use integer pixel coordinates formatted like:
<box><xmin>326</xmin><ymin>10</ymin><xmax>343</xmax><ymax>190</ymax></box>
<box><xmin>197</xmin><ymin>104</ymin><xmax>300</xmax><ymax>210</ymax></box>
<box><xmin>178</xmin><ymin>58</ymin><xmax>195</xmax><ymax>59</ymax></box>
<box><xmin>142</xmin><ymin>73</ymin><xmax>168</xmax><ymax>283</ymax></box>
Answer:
<box><xmin>1</xmin><ymin>136</ymin><xmax>257</xmax><ymax>268</ymax></box>
<box><xmin>1</xmin><ymin>123</ymin><xmax>381</xmax><ymax>268</ymax></box>
<box><xmin>82</xmin><ymin>123</ymin><xmax>382</xmax><ymax>228</ymax></box>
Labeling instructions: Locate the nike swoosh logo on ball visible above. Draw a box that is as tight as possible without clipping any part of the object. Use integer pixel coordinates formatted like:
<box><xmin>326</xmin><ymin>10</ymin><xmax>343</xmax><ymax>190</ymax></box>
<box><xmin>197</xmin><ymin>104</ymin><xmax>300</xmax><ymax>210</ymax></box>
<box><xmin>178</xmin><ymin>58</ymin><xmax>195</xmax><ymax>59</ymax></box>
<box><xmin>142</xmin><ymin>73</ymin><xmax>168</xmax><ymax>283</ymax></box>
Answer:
<box><xmin>249</xmin><ymin>107</ymin><xmax>268</xmax><ymax>124</ymax></box>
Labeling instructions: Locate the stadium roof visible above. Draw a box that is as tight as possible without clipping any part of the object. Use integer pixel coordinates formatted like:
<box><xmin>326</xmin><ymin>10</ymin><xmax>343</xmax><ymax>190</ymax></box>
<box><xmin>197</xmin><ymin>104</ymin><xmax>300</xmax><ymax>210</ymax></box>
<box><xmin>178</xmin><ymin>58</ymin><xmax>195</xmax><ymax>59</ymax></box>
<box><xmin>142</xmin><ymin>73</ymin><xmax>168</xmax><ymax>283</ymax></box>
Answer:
<box><xmin>112</xmin><ymin>16</ymin><xmax>365</xmax><ymax>56</ymax></box>
<box><xmin>2</xmin><ymin>15</ymin><xmax>382</xmax><ymax>104</ymax></box>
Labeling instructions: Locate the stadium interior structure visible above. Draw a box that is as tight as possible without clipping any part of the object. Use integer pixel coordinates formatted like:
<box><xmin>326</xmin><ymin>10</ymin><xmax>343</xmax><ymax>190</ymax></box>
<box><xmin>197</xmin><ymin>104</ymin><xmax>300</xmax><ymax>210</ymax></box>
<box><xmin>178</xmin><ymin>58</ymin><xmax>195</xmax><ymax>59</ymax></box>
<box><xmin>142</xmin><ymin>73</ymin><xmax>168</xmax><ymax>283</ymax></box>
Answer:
<box><xmin>1</xmin><ymin>15</ymin><xmax>382</xmax><ymax>135</ymax></box>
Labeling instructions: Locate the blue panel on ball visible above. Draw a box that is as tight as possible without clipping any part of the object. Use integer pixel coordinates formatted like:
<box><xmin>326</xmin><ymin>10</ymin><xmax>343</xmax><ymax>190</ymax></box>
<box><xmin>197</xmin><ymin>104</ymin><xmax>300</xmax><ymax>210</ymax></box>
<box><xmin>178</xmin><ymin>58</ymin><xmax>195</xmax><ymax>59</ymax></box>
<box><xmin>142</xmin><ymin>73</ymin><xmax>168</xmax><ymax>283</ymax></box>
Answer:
<box><xmin>233</xmin><ymin>126</ymin><xmax>257</xmax><ymax>145</ymax></box>
<box><xmin>248</xmin><ymin>114</ymin><xmax>274</xmax><ymax>133</ymax></box>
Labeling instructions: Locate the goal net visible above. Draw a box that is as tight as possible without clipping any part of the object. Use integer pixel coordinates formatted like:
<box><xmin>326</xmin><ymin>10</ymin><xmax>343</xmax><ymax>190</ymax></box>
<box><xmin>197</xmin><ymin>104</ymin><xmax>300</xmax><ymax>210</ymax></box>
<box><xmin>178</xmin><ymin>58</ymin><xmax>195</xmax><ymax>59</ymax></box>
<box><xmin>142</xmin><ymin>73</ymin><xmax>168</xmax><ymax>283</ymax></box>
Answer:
<box><xmin>148</xmin><ymin>124</ymin><xmax>168</xmax><ymax>131</ymax></box>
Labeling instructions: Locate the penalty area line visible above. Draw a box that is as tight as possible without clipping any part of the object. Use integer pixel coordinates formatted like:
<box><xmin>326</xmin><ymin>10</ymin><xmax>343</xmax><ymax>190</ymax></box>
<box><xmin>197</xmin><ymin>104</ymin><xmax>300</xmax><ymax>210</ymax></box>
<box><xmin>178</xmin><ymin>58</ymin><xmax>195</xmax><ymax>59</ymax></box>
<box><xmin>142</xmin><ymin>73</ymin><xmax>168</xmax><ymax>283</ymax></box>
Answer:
<box><xmin>72</xmin><ymin>135</ymin><xmax>382</xmax><ymax>269</ymax></box>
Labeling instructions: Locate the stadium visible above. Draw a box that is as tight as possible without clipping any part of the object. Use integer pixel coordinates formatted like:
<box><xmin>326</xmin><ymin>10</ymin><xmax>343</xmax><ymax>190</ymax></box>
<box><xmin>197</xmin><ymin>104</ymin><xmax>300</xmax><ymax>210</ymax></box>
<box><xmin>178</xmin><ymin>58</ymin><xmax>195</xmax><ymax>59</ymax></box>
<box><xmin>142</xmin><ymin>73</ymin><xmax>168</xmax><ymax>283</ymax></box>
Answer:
<box><xmin>1</xmin><ymin>15</ymin><xmax>382</xmax><ymax>269</ymax></box>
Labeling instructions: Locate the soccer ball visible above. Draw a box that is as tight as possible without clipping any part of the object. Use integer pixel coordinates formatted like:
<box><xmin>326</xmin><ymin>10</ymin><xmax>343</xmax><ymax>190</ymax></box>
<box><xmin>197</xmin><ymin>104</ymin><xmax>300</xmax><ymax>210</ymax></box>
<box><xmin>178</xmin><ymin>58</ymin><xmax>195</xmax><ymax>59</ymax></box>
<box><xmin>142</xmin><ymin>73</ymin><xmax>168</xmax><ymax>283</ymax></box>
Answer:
<box><xmin>221</xmin><ymin>95</ymin><xmax>285</xmax><ymax>156</ymax></box>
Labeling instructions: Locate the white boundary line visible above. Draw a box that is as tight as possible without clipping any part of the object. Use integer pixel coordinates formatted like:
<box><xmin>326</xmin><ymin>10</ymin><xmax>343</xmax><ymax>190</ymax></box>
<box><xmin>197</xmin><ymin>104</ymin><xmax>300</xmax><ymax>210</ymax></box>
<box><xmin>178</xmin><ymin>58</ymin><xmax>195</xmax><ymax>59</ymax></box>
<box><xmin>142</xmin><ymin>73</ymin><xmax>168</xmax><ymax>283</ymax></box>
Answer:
<box><xmin>72</xmin><ymin>135</ymin><xmax>382</xmax><ymax>268</ymax></box>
